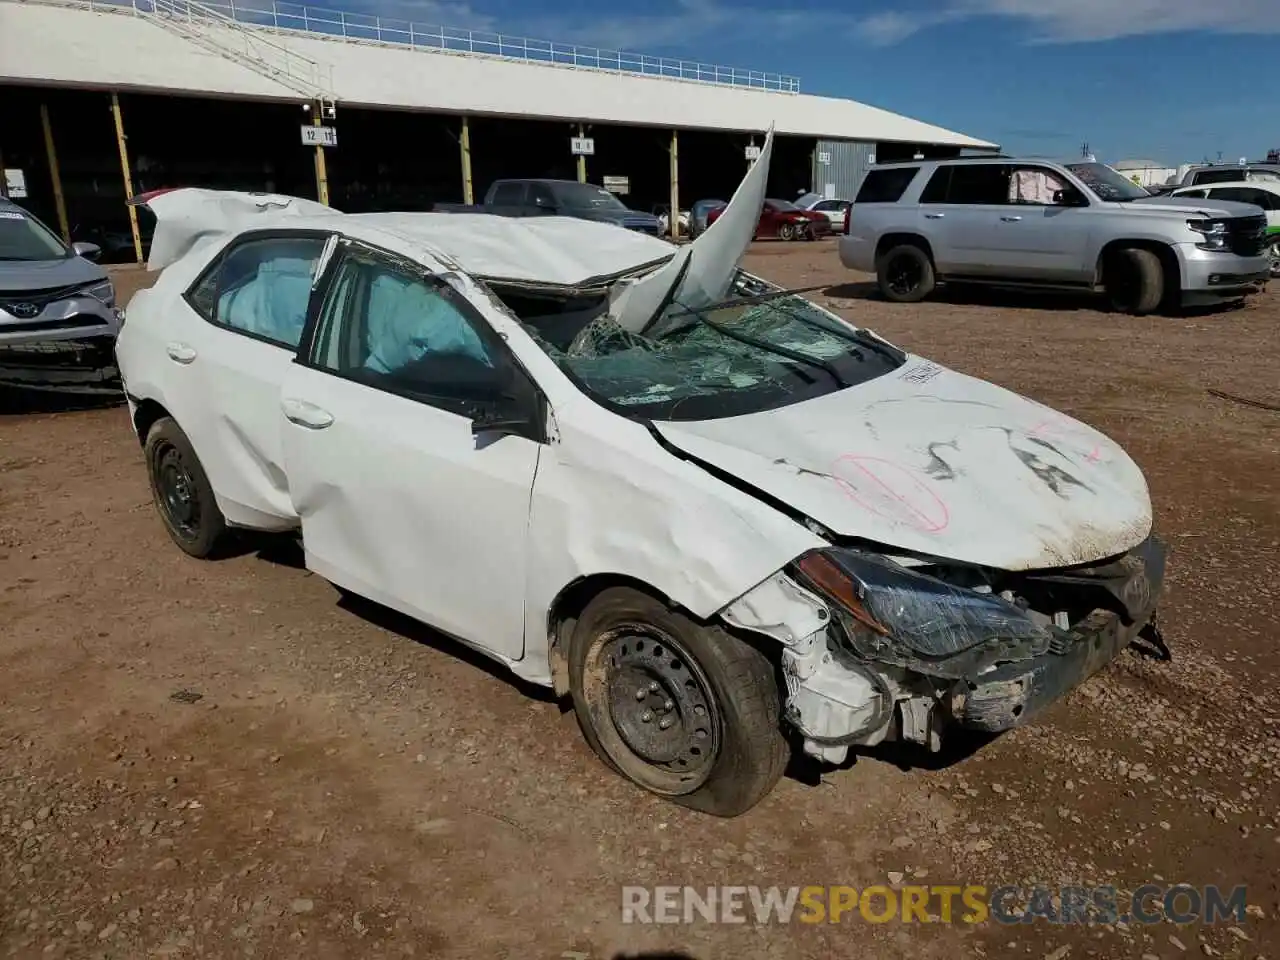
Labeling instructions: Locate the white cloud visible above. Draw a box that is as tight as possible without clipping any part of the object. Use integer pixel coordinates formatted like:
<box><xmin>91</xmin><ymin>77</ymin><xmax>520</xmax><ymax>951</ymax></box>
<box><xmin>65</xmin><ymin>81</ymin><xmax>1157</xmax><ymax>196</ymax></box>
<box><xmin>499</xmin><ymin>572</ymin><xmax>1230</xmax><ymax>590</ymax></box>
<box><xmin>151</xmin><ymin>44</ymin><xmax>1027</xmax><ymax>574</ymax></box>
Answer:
<box><xmin>357</xmin><ymin>0</ymin><xmax>1278</xmax><ymax>53</ymax></box>
<box><xmin>865</xmin><ymin>0</ymin><xmax>1279</xmax><ymax>45</ymax></box>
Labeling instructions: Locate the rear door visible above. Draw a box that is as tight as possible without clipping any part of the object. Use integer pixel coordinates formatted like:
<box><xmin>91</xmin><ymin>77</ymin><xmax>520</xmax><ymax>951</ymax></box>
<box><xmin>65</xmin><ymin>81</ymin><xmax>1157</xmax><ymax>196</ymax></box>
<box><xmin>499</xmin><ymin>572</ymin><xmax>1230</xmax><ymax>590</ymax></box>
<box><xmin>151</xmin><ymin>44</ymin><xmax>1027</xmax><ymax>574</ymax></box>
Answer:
<box><xmin>167</xmin><ymin>230</ymin><xmax>331</xmax><ymax>526</ymax></box>
<box><xmin>917</xmin><ymin>163</ymin><xmax>1011</xmax><ymax>275</ymax></box>
<box><xmin>278</xmin><ymin>239</ymin><xmax>543</xmax><ymax>659</ymax></box>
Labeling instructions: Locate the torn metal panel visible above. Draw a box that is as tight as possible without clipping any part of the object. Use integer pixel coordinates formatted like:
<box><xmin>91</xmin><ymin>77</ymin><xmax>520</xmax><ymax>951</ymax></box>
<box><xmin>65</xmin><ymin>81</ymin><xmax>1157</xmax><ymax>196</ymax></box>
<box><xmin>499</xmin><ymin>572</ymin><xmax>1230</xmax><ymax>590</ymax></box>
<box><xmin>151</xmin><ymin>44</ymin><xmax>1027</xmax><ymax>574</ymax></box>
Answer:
<box><xmin>609</xmin><ymin>126</ymin><xmax>776</xmax><ymax>335</ymax></box>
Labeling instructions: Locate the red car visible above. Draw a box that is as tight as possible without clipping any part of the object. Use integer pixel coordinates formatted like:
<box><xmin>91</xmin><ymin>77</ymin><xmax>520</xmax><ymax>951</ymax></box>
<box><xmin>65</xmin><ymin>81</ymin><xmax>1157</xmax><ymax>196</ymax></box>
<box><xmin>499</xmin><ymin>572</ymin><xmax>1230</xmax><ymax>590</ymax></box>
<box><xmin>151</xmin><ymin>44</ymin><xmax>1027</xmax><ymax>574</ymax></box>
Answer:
<box><xmin>705</xmin><ymin>197</ymin><xmax>832</xmax><ymax>240</ymax></box>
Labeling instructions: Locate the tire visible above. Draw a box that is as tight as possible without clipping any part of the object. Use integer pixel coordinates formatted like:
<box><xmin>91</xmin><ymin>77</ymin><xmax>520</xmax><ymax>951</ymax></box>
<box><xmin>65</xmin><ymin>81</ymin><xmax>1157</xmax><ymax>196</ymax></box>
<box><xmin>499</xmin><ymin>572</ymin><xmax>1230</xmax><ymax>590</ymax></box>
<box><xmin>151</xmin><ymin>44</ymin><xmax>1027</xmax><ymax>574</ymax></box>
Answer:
<box><xmin>1106</xmin><ymin>246</ymin><xmax>1164</xmax><ymax>314</ymax></box>
<box><xmin>876</xmin><ymin>243</ymin><xmax>936</xmax><ymax>303</ymax></box>
<box><xmin>778</xmin><ymin>222</ymin><xmax>797</xmax><ymax>241</ymax></box>
<box><xmin>567</xmin><ymin>587</ymin><xmax>788</xmax><ymax>818</ymax></box>
<box><xmin>144</xmin><ymin>416</ymin><xmax>229</xmax><ymax>559</ymax></box>
<box><xmin>1267</xmin><ymin>236</ymin><xmax>1280</xmax><ymax>279</ymax></box>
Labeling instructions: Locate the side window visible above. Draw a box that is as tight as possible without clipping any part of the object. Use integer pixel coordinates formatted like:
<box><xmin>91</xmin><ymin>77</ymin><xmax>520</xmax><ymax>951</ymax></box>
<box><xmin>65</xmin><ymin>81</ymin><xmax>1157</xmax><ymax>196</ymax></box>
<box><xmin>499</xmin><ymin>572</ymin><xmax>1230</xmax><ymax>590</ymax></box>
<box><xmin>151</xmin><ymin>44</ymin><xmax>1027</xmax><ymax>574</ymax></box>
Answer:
<box><xmin>309</xmin><ymin>252</ymin><xmax>501</xmax><ymax>415</ymax></box>
<box><xmin>946</xmin><ymin>164</ymin><xmax>1012</xmax><ymax>205</ymax></box>
<box><xmin>185</xmin><ymin>235</ymin><xmax>326</xmax><ymax>348</ymax></box>
<box><xmin>491</xmin><ymin>182</ymin><xmax>525</xmax><ymax>205</ymax></box>
<box><xmin>529</xmin><ymin>183</ymin><xmax>556</xmax><ymax>208</ymax></box>
<box><xmin>854</xmin><ymin>167</ymin><xmax>919</xmax><ymax>204</ymax></box>
<box><xmin>1179</xmin><ymin>189</ymin><xmax>1207</xmax><ymax>199</ymax></box>
<box><xmin>1241</xmin><ymin>189</ymin><xmax>1274</xmax><ymax>209</ymax></box>
<box><xmin>1192</xmin><ymin>169</ymin><xmax>1238</xmax><ymax>186</ymax></box>
<box><xmin>1008</xmin><ymin>167</ymin><xmax>1069</xmax><ymax>205</ymax></box>
<box><xmin>813</xmin><ymin>200</ymin><xmax>840</xmax><ymax>212</ymax></box>
<box><xmin>919</xmin><ymin>167</ymin><xmax>951</xmax><ymax>203</ymax></box>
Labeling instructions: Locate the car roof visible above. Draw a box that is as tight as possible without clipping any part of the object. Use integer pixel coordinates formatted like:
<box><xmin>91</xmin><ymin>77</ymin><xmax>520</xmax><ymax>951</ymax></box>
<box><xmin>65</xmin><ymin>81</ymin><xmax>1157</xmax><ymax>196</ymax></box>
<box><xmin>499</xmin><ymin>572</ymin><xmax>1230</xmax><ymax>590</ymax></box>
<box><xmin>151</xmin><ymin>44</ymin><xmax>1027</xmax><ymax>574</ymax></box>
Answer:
<box><xmin>141</xmin><ymin>189</ymin><xmax>675</xmax><ymax>288</ymax></box>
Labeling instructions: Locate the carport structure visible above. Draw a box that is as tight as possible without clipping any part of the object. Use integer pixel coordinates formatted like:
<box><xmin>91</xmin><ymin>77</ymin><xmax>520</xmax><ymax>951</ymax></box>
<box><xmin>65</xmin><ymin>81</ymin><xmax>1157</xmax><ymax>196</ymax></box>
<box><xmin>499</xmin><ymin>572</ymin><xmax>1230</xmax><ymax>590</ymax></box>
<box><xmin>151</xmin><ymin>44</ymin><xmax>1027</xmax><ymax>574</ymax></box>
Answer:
<box><xmin>0</xmin><ymin>0</ymin><xmax>996</xmax><ymax>261</ymax></box>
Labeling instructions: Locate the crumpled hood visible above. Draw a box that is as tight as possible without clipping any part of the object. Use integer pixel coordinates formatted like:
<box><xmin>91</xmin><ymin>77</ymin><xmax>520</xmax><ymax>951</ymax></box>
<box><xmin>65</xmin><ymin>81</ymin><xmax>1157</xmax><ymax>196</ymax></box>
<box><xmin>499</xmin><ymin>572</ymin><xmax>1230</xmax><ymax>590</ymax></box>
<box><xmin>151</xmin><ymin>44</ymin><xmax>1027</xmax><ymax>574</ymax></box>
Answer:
<box><xmin>654</xmin><ymin>359</ymin><xmax>1152</xmax><ymax>571</ymax></box>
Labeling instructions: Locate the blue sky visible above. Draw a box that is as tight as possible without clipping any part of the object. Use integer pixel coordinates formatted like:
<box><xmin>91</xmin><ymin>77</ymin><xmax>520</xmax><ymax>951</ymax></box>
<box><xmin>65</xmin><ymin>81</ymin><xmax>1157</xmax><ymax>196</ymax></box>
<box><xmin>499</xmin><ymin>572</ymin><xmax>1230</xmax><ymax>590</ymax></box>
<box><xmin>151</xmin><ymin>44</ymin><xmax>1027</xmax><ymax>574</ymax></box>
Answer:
<box><xmin>350</xmin><ymin>0</ymin><xmax>1276</xmax><ymax>163</ymax></box>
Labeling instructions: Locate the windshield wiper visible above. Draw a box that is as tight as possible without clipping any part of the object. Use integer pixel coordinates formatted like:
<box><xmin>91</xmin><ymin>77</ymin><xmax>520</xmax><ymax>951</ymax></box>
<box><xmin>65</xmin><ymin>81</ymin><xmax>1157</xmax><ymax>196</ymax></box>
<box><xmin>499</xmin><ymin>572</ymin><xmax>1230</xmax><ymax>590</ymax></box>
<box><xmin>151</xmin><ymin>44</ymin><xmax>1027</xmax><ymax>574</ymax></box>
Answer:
<box><xmin>673</xmin><ymin>300</ymin><xmax>849</xmax><ymax>388</ymax></box>
<box><xmin>671</xmin><ymin>284</ymin><xmax>830</xmax><ymax>314</ymax></box>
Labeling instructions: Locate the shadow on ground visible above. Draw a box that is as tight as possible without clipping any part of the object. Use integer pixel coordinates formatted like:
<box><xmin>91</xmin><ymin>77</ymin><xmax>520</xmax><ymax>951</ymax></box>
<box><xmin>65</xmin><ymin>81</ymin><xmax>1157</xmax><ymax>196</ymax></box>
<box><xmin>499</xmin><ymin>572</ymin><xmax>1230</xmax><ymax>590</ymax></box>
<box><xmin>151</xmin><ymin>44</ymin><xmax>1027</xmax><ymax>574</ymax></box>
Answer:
<box><xmin>821</xmin><ymin>280</ymin><xmax>1254</xmax><ymax>317</ymax></box>
<box><xmin>0</xmin><ymin>384</ymin><xmax>125</xmax><ymax>417</ymax></box>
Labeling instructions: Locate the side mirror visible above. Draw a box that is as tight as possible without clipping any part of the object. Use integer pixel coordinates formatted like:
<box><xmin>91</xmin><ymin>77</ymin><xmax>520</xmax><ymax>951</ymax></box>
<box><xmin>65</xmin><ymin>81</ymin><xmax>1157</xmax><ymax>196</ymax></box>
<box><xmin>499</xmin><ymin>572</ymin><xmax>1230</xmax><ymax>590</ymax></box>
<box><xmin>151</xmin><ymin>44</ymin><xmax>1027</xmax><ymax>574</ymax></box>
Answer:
<box><xmin>72</xmin><ymin>241</ymin><xmax>102</xmax><ymax>261</ymax></box>
<box><xmin>467</xmin><ymin>363</ymin><xmax>540</xmax><ymax>439</ymax></box>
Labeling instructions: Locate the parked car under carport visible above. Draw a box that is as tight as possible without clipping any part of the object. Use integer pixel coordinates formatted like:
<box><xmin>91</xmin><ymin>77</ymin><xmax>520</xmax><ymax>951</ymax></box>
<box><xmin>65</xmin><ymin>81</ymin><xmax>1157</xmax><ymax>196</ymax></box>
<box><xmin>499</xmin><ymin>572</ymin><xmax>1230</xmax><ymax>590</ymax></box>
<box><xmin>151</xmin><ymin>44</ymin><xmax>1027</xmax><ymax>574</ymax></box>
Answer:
<box><xmin>0</xmin><ymin>198</ymin><xmax>121</xmax><ymax>394</ymax></box>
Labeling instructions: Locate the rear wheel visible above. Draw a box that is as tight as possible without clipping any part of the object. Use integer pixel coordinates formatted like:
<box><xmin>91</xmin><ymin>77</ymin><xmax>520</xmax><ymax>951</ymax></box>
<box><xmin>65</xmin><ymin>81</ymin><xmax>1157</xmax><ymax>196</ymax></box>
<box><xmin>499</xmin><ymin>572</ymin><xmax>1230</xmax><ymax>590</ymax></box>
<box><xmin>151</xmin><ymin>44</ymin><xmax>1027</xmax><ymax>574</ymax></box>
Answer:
<box><xmin>568</xmin><ymin>587</ymin><xmax>788</xmax><ymax>817</ymax></box>
<box><xmin>144</xmin><ymin>417</ymin><xmax>229</xmax><ymax>558</ymax></box>
<box><xmin>1105</xmin><ymin>246</ymin><xmax>1164</xmax><ymax>314</ymax></box>
<box><xmin>876</xmin><ymin>243</ymin><xmax>936</xmax><ymax>303</ymax></box>
<box><xmin>1267</xmin><ymin>236</ymin><xmax>1280</xmax><ymax>279</ymax></box>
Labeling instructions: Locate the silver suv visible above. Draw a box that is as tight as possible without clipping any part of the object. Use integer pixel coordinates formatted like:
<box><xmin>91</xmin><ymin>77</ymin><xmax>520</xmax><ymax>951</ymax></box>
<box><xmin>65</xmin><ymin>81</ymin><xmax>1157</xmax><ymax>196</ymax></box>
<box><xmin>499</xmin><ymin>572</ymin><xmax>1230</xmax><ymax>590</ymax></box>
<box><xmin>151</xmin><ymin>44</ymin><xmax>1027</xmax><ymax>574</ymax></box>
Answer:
<box><xmin>839</xmin><ymin>158</ymin><xmax>1271</xmax><ymax>313</ymax></box>
<box><xmin>0</xmin><ymin>198</ymin><xmax>121</xmax><ymax>392</ymax></box>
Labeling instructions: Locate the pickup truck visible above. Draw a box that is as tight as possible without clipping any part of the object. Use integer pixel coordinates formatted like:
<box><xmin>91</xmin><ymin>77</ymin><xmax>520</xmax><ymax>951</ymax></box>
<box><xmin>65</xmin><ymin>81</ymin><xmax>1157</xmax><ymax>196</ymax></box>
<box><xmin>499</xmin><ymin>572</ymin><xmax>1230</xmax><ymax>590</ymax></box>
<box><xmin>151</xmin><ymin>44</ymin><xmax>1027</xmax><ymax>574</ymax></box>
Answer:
<box><xmin>436</xmin><ymin>179</ymin><xmax>663</xmax><ymax>236</ymax></box>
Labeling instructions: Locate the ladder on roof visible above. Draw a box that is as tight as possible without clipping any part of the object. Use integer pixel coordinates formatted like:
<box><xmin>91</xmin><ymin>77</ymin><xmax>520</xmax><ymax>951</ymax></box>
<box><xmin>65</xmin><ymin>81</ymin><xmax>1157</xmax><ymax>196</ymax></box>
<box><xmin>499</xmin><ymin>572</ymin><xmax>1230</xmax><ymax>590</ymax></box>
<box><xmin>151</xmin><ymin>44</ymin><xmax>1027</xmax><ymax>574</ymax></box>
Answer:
<box><xmin>140</xmin><ymin>0</ymin><xmax>336</xmax><ymax>105</ymax></box>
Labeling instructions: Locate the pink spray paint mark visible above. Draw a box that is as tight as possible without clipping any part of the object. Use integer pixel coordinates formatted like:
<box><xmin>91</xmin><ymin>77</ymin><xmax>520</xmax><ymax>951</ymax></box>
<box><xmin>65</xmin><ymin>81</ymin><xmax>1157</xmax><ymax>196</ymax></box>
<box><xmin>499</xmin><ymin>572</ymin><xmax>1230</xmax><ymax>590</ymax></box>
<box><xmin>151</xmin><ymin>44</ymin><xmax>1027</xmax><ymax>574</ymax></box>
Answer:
<box><xmin>829</xmin><ymin>454</ymin><xmax>950</xmax><ymax>534</ymax></box>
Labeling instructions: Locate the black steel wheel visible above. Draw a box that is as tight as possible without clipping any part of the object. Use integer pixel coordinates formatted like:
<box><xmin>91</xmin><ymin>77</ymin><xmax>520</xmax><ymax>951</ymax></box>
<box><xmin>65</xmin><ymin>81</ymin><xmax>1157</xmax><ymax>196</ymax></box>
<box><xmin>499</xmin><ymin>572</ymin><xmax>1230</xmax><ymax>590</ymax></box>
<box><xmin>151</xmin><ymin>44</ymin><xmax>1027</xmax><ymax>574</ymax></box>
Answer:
<box><xmin>876</xmin><ymin>243</ymin><xmax>936</xmax><ymax>303</ymax></box>
<box><xmin>597</xmin><ymin>624</ymin><xmax>721</xmax><ymax>791</ymax></box>
<box><xmin>144</xmin><ymin>416</ymin><xmax>229</xmax><ymax>558</ymax></box>
<box><xmin>568</xmin><ymin>587</ymin><xmax>788</xmax><ymax>817</ymax></box>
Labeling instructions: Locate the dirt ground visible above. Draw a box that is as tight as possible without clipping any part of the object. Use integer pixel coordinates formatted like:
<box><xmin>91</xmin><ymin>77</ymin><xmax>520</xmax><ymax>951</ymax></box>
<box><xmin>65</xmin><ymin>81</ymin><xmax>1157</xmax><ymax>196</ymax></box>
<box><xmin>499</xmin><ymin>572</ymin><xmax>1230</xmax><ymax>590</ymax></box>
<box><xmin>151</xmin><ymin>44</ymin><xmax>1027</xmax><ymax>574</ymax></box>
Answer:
<box><xmin>2</xmin><ymin>243</ymin><xmax>1278</xmax><ymax>960</ymax></box>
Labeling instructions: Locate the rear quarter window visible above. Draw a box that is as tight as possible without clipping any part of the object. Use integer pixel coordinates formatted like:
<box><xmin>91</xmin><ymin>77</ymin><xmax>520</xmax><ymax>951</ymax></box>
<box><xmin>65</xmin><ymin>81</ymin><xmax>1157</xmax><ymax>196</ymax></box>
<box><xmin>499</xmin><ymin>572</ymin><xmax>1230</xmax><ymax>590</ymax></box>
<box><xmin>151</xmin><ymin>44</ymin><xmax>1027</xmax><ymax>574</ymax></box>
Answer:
<box><xmin>855</xmin><ymin>167</ymin><xmax>920</xmax><ymax>204</ymax></box>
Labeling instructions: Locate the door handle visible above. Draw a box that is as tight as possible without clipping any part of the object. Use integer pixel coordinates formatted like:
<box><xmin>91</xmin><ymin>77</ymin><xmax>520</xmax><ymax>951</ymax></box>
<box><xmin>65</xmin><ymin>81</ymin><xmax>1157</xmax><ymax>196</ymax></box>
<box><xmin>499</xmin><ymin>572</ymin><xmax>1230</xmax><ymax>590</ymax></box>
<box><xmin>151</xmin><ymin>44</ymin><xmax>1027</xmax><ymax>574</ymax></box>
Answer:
<box><xmin>1000</xmin><ymin>215</ymin><xmax>1023</xmax><ymax>222</ymax></box>
<box><xmin>924</xmin><ymin>212</ymin><xmax>946</xmax><ymax>219</ymax></box>
<box><xmin>165</xmin><ymin>342</ymin><xmax>197</xmax><ymax>364</ymax></box>
<box><xmin>281</xmin><ymin>397</ymin><xmax>334</xmax><ymax>430</ymax></box>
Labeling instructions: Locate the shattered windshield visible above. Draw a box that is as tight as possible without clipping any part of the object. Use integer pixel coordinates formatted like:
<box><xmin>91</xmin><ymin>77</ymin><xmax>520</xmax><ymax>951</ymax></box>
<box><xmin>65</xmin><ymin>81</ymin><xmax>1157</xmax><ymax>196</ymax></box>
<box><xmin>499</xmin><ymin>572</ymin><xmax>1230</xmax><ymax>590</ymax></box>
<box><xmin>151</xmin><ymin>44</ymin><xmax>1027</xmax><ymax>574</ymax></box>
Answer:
<box><xmin>1065</xmin><ymin>162</ymin><xmax>1151</xmax><ymax>201</ymax></box>
<box><xmin>525</xmin><ymin>275</ymin><xmax>905</xmax><ymax>421</ymax></box>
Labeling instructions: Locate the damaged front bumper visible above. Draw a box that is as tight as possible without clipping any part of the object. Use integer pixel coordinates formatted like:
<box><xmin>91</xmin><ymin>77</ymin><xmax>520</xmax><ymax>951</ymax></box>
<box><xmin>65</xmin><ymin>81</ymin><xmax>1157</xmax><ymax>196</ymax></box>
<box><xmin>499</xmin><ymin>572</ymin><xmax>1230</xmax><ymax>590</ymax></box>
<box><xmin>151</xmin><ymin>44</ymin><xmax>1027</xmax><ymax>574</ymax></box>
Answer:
<box><xmin>956</xmin><ymin>606</ymin><xmax>1151</xmax><ymax>732</ymax></box>
<box><xmin>724</xmin><ymin>534</ymin><xmax>1168</xmax><ymax>764</ymax></box>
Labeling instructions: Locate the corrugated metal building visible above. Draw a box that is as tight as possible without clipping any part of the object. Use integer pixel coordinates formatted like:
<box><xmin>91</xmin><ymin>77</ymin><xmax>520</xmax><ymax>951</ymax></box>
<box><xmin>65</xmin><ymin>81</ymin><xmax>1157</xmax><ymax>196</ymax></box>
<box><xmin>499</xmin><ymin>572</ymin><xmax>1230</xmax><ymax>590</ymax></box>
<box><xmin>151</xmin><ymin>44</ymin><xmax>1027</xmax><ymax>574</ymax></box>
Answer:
<box><xmin>811</xmin><ymin>141</ymin><xmax>876</xmax><ymax>201</ymax></box>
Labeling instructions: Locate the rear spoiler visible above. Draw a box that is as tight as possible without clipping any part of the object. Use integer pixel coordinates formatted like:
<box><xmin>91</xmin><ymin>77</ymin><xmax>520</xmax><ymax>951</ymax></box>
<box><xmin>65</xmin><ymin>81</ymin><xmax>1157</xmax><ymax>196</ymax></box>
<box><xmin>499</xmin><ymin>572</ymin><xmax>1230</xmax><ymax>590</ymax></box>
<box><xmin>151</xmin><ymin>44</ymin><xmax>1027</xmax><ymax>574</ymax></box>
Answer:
<box><xmin>128</xmin><ymin>188</ymin><xmax>334</xmax><ymax>271</ymax></box>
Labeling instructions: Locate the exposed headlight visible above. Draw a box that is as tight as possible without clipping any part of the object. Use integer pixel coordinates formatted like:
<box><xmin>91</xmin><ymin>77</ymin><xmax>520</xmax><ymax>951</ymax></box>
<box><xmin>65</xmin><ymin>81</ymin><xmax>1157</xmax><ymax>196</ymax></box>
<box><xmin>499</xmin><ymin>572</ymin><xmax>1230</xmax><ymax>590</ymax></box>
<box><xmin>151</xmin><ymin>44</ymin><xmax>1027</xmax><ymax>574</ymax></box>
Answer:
<box><xmin>795</xmin><ymin>549</ymin><xmax>1050</xmax><ymax>659</ymax></box>
<box><xmin>1187</xmin><ymin>218</ymin><xmax>1229</xmax><ymax>250</ymax></box>
<box><xmin>85</xmin><ymin>280</ymin><xmax>116</xmax><ymax>307</ymax></box>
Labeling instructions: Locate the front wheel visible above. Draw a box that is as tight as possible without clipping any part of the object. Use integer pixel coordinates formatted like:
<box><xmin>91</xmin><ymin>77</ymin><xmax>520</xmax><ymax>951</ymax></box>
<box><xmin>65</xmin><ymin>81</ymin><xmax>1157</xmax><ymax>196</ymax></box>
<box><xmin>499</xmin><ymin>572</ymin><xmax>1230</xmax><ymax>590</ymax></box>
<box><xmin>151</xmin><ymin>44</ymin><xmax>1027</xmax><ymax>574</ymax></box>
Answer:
<box><xmin>778</xmin><ymin>222</ymin><xmax>797</xmax><ymax>241</ymax></box>
<box><xmin>568</xmin><ymin>587</ymin><xmax>788</xmax><ymax>817</ymax></box>
<box><xmin>144</xmin><ymin>417</ymin><xmax>229</xmax><ymax>558</ymax></box>
<box><xmin>1267</xmin><ymin>236</ymin><xmax>1280</xmax><ymax>279</ymax></box>
<box><xmin>1105</xmin><ymin>246</ymin><xmax>1164</xmax><ymax>314</ymax></box>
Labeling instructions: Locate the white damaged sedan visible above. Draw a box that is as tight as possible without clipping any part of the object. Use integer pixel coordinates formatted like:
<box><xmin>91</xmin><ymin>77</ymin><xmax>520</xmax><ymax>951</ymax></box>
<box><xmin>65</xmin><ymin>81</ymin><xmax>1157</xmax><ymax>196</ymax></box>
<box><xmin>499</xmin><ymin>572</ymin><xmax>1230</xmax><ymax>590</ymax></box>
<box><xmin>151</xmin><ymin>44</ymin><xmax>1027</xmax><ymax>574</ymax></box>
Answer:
<box><xmin>116</xmin><ymin>133</ymin><xmax>1167</xmax><ymax>816</ymax></box>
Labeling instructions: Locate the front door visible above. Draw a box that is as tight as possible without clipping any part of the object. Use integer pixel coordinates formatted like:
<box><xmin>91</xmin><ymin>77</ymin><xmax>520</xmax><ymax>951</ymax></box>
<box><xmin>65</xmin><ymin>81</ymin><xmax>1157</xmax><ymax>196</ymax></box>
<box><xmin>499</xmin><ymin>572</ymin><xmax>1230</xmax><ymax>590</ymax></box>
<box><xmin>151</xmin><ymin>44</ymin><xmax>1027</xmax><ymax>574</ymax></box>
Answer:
<box><xmin>280</xmin><ymin>241</ymin><xmax>543</xmax><ymax>660</ymax></box>
<box><xmin>986</xmin><ymin>165</ymin><xmax>1094</xmax><ymax>283</ymax></box>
